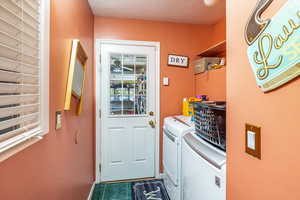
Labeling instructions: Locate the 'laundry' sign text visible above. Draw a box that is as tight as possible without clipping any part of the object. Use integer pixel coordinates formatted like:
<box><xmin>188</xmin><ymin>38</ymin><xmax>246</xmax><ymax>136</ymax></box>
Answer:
<box><xmin>245</xmin><ymin>0</ymin><xmax>300</xmax><ymax>92</ymax></box>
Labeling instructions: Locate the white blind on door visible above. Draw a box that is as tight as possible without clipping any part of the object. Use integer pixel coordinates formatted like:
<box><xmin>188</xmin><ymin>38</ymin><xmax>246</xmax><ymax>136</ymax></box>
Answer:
<box><xmin>0</xmin><ymin>0</ymin><xmax>41</xmax><ymax>144</ymax></box>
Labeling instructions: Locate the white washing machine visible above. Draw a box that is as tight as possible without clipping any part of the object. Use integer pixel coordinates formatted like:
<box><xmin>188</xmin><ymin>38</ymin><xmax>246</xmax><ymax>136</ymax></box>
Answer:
<box><xmin>182</xmin><ymin>132</ymin><xmax>226</xmax><ymax>200</ymax></box>
<box><xmin>163</xmin><ymin>115</ymin><xmax>194</xmax><ymax>200</ymax></box>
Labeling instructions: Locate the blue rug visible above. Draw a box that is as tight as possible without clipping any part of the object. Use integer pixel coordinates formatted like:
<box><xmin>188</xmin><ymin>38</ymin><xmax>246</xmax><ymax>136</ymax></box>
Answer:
<box><xmin>131</xmin><ymin>179</ymin><xmax>170</xmax><ymax>200</ymax></box>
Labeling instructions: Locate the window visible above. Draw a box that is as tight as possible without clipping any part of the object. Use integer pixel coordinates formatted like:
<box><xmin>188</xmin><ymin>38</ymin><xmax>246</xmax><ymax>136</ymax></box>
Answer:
<box><xmin>109</xmin><ymin>54</ymin><xmax>147</xmax><ymax>116</ymax></box>
<box><xmin>0</xmin><ymin>0</ymin><xmax>49</xmax><ymax>161</ymax></box>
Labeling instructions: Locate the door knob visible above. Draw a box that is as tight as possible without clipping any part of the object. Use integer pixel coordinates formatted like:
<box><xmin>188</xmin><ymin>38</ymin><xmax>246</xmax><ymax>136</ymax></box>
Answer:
<box><xmin>149</xmin><ymin>120</ymin><xmax>155</xmax><ymax>128</ymax></box>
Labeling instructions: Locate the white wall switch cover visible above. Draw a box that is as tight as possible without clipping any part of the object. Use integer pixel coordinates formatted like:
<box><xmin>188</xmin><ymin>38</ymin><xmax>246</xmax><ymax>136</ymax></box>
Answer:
<box><xmin>245</xmin><ymin>124</ymin><xmax>261</xmax><ymax>159</ymax></box>
<box><xmin>247</xmin><ymin>131</ymin><xmax>256</xmax><ymax>150</ymax></box>
<box><xmin>163</xmin><ymin>77</ymin><xmax>169</xmax><ymax>86</ymax></box>
<box><xmin>56</xmin><ymin>111</ymin><xmax>62</xmax><ymax>130</ymax></box>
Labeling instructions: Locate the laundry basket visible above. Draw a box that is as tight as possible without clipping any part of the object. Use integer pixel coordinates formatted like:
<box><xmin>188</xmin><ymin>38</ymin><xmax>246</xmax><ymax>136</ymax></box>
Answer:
<box><xmin>194</xmin><ymin>101</ymin><xmax>226</xmax><ymax>151</ymax></box>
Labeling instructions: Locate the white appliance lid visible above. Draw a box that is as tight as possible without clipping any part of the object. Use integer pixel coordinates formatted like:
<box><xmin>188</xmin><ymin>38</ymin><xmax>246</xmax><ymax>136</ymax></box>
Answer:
<box><xmin>163</xmin><ymin>116</ymin><xmax>194</xmax><ymax>137</ymax></box>
<box><xmin>174</xmin><ymin>115</ymin><xmax>195</xmax><ymax>128</ymax></box>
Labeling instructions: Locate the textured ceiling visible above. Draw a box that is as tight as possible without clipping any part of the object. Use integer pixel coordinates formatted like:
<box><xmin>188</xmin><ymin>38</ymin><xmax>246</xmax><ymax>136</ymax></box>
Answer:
<box><xmin>88</xmin><ymin>0</ymin><xmax>226</xmax><ymax>24</ymax></box>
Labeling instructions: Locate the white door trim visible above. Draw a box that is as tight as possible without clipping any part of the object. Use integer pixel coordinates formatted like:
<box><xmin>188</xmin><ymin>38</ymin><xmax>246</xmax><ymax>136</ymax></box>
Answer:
<box><xmin>95</xmin><ymin>39</ymin><xmax>161</xmax><ymax>183</ymax></box>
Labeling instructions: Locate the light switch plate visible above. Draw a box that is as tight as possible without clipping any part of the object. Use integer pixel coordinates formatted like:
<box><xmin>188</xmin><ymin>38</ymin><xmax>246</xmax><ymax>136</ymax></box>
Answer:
<box><xmin>247</xmin><ymin>130</ymin><xmax>256</xmax><ymax>150</ymax></box>
<box><xmin>55</xmin><ymin>111</ymin><xmax>62</xmax><ymax>130</ymax></box>
<box><xmin>163</xmin><ymin>77</ymin><xmax>169</xmax><ymax>86</ymax></box>
<box><xmin>245</xmin><ymin>124</ymin><xmax>261</xmax><ymax>159</ymax></box>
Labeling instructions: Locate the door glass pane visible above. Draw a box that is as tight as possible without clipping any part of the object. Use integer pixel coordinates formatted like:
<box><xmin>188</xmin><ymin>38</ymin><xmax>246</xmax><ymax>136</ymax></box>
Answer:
<box><xmin>123</xmin><ymin>80</ymin><xmax>135</xmax><ymax>114</ymax></box>
<box><xmin>135</xmin><ymin>56</ymin><xmax>147</xmax><ymax>115</ymax></box>
<box><xmin>110</xmin><ymin>54</ymin><xmax>122</xmax><ymax>74</ymax></box>
<box><xmin>135</xmin><ymin>74</ymin><xmax>147</xmax><ymax>115</ymax></box>
<box><xmin>110</xmin><ymin>80</ymin><xmax>122</xmax><ymax>115</ymax></box>
<box><xmin>109</xmin><ymin>53</ymin><xmax>148</xmax><ymax>116</ymax></box>
<box><xmin>136</xmin><ymin>56</ymin><xmax>147</xmax><ymax>74</ymax></box>
<box><xmin>123</xmin><ymin>55</ymin><xmax>135</xmax><ymax>74</ymax></box>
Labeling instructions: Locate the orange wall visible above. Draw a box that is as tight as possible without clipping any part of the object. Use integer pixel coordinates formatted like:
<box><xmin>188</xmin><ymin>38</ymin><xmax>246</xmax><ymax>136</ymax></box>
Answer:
<box><xmin>212</xmin><ymin>17</ymin><xmax>226</xmax><ymax>44</ymax></box>
<box><xmin>0</xmin><ymin>0</ymin><xmax>95</xmax><ymax>199</ymax></box>
<box><xmin>195</xmin><ymin>67</ymin><xmax>226</xmax><ymax>101</ymax></box>
<box><xmin>227</xmin><ymin>0</ymin><xmax>300</xmax><ymax>199</ymax></box>
<box><xmin>94</xmin><ymin>17</ymin><xmax>213</xmax><ymax>170</ymax></box>
<box><xmin>195</xmin><ymin>18</ymin><xmax>226</xmax><ymax>101</ymax></box>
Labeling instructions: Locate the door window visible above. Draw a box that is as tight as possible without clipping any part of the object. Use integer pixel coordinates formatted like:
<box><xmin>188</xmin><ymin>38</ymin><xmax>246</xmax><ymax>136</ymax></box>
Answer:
<box><xmin>110</xmin><ymin>54</ymin><xmax>147</xmax><ymax>116</ymax></box>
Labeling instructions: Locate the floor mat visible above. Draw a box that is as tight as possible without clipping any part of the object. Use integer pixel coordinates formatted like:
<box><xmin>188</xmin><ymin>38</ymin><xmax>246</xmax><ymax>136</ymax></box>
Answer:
<box><xmin>131</xmin><ymin>179</ymin><xmax>170</xmax><ymax>200</ymax></box>
<box><xmin>91</xmin><ymin>182</ymin><xmax>132</xmax><ymax>200</ymax></box>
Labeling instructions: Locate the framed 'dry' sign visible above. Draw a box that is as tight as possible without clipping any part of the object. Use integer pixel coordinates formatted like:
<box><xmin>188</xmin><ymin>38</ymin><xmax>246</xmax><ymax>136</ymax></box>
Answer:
<box><xmin>168</xmin><ymin>54</ymin><xmax>189</xmax><ymax>67</ymax></box>
<box><xmin>245</xmin><ymin>0</ymin><xmax>300</xmax><ymax>92</ymax></box>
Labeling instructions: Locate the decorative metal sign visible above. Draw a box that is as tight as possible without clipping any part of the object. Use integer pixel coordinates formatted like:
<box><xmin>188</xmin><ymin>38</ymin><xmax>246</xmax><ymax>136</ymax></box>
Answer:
<box><xmin>245</xmin><ymin>0</ymin><xmax>300</xmax><ymax>92</ymax></box>
<box><xmin>168</xmin><ymin>54</ymin><xmax>189</xmax><ymax>67</ymax></box>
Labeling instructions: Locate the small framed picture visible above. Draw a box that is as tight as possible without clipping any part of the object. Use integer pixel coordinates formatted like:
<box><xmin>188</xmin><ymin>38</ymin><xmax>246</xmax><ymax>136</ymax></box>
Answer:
<box><xmin>168</xmin><ymin>54</ymin><xmax>189</xmax><ymax>68</ymax></box>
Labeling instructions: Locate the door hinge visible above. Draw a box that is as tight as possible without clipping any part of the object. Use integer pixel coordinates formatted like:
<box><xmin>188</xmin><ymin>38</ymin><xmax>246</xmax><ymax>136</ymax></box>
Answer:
<box><xmin>99</xmin><ymin>109</ymin><xmax>101</xmax><ymax>118</ymax></box>
<box><xmin>99</xmin><ymin>55</ymin><xmax>102</xmax><ymax>64</ymax></box>
<box><xmin>99</xmin><ymin>164</ymin><xmax>102</xmax><ymax>173</ymax></box>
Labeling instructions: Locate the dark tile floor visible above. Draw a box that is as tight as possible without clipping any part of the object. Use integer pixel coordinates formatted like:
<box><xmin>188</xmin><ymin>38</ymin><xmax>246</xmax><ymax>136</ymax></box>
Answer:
<box><xmin>91</xmin><ymin>182</ymin><xmax>132</xmax><ymax>200</ymax></box>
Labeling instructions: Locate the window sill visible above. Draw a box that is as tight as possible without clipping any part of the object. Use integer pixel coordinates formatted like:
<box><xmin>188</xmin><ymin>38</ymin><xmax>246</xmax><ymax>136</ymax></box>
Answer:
<box><xmin>0</xmin><ymin>135</ymin><xmax>43</xmax><ymax>163</ymax></box>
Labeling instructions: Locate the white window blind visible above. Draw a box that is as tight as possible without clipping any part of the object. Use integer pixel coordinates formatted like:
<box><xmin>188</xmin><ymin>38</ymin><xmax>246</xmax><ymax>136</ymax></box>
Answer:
<box><xmin>0</xmin><ymin>0</ymin><xmax>48</xmax><ymax>156</ymax></box>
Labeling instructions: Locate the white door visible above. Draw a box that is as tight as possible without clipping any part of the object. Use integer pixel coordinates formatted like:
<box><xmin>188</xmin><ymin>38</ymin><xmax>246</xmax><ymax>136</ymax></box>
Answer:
<box><xmin>99</xmin><ymin>42</ymin><xmax>157</xmax><ymax>182</ymax></box>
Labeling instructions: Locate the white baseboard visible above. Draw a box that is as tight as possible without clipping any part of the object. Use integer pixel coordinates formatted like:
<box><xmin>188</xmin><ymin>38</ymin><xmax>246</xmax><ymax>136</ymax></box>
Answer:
<box><xmin>87</xmin><ymin>181</ymin><xmax>96</xmax><ymax>200</ymax></box>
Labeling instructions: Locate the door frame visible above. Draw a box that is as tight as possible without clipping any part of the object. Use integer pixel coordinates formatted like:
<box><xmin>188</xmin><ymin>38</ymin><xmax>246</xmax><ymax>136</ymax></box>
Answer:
<box><xmin>95</xmin><ymin>39</ymin><xmax>161</xmax><ymax>183</ymax></box>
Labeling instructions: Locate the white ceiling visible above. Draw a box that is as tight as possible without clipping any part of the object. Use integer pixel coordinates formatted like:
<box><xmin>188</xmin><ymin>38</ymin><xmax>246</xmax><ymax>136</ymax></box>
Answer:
<box><xmin>88</xmin><ymin>0</ymin><xmax>226</xmax><ymax>25</ymax></box>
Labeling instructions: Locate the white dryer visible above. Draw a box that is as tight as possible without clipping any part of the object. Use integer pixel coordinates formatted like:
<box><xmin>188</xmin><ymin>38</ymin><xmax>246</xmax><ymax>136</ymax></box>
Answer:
<box><xmin>182</xmin><ymin>132</ymin><xmax>226</xmax><ymax>200</ymax></box>
<box><xmin>163</xmin><ymin>115</ymin><xmax>194</xmax><ymax>200</ymax></box>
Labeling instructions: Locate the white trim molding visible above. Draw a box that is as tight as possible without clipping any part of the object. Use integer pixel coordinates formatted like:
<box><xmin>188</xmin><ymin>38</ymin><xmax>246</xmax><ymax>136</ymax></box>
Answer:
<box><xmin>95</xmin><ymin>39</ymin><xmax>161</xmax><ymax>183</ymax></box>
<box><xmin>39</xmin><ymin>0</ymin><xmax>50</xmax><ymax>135</ymax></box>
<box><xmin>87</xmin><ymin>181</ymin><xmax>96</xmax><ymax>200</ymax></box>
